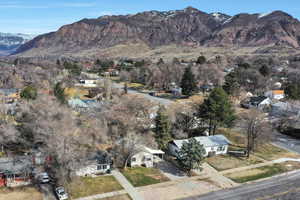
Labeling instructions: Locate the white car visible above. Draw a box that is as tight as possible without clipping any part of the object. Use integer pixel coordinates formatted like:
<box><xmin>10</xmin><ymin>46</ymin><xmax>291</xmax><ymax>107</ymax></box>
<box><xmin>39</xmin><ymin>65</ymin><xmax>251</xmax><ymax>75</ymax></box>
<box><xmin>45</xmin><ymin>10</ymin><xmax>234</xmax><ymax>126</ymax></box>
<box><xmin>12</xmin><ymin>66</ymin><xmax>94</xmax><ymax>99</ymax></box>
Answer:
<box><xmin>55</xmin><ymin>187</ymin><xmax>68</xmax><ymax>200</ymax></box>
<box><xmin>39</xmin><ymin>172</ymin><xmax>50</xmax><ymax>183</ymax></box>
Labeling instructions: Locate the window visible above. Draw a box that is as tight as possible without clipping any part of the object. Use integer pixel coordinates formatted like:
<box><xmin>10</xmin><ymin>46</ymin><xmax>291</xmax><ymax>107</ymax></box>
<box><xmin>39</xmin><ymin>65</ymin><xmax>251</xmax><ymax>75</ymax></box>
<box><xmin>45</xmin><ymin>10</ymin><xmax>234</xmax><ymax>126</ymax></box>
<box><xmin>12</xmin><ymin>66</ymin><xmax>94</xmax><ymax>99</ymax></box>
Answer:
<box><xmin>103</xmin><ymin>165</ymin><xmax>107</xmax><ymax>169</ymax></box>
<box><xmin>131</xmin><ymin>157</ymin><xmax>136</xmax><ymax>162</ymax></box>
<box><xmin>146</xmin><ymin>157</ymin><xmax>152</xmax><ymax>161</ymax></box>
<box><xmin>97</xmin><ymin>165</ymin><xmax>103</xmax><ymax>170</ymax></box>
<box><xmin>217</xmin><ymin>146</ymin><xmax>226</xmax><ymax>152</ymax></box>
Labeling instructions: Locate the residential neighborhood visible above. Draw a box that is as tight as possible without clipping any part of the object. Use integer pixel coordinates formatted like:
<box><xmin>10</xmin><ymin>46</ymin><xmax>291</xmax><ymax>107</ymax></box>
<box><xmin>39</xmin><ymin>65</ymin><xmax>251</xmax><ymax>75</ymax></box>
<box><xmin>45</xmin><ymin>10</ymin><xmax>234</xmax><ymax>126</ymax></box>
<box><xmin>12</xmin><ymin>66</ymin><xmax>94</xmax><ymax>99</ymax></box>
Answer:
<box><xmin>1</xmin><ymin>1</ymin><xmax>300</xmax><ymax>200</ymax></box>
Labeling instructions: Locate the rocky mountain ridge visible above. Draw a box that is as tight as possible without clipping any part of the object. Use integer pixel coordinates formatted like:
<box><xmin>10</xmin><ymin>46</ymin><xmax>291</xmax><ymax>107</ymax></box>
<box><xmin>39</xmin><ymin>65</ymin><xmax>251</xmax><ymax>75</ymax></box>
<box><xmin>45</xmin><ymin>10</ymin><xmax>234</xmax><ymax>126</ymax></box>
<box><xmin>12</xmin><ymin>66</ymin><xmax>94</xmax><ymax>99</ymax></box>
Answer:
<box><xmin>15</xmin><ymin>7</ymin><xmax>300</xmax><ymax>56</ymax></box>
<box><xmin>0</xmin><ymin>33</ymin><xmax>35</xmax><ymax>55</ymax></box>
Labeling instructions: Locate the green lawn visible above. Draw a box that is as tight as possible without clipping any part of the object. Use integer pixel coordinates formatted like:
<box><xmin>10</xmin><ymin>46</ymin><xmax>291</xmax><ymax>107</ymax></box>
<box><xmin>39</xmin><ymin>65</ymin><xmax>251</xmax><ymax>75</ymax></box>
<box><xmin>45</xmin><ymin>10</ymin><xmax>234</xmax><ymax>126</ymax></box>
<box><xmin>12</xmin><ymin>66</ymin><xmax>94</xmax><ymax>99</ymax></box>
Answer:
<box><xmin>121</xmin><ymin>167</ymin><xmax>169</xmax><ymax>187</ymax></box>
<box><xmin>68</xmin><ymin>176</ymin><xmax>123</xmax><ymax>199</ymax></box>
<box><xmin>226</xmin><ymin>164</ymin><xmax>286</xmax><ymax>183</ymax></box>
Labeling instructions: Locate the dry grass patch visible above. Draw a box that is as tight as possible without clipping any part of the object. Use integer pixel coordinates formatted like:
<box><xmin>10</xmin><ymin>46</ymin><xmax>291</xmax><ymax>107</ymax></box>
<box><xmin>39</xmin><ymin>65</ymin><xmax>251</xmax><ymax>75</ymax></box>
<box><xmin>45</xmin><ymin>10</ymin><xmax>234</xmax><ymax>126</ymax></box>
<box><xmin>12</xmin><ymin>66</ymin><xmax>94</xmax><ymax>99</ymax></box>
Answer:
<box><xmin>206</xmin><ymin>155</ymin><xmax>262</xmax><ymax>171</ymax></box>
<box><xmin>281</xmin><ymin>161</ymin><xmax>300</xmax><ymax>171</ymax></box>
<box><xmin>0</xmin><ymin>187</ymin><xmax>43</xmax><ymax>200</ymax></box>
<box><xmin>98</xmin><ymin>194</ymin><xmax>132</xmax><ymax>200</ymax></box>
<box><xmin>68</xmin><ymin>176</ymin><xmax>123</xmax><ymax>199</ymax></box>
<box><xmin>218</xmin><ymin>128</ymin><xmax>300</xmax><ymax>161</ymax></box>
<box><xmin>254</xmin><ymin>144</ymin><xmax>300</xmax><ymax>161</ymax></box>
<box><xmin>121</xmin><ymin>167</ymin><xmax>169</xmax><ymax>187</ymax></box>
<box><xmin>226</xmin><ymin>164</ymin><xmax>286</xmax><ymax>183</ymax></box>
<box><xmin>218</xmin><ymin>128</ymin><xmax>246</xmax><ymax>147</ymax></box>
<box><xmin>226</xmin><ymin>161</ymin><xmax>300</xmax><ymax>183</ymax></box>
<box><xmin>64</xmin><ymin>87</ymin><xmax>89</xmax><ymax>99</ymax></box>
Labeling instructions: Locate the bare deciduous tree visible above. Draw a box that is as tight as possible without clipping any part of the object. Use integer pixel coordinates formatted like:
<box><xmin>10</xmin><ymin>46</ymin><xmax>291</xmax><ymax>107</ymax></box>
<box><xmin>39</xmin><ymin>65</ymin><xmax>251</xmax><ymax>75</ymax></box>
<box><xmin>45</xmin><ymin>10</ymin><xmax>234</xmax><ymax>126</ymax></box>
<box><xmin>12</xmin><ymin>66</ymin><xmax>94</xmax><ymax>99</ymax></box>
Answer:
<box><xmin>241</xmin><ymin>109</ymin><xmax>272</xmax><ymax>157</ymax></box>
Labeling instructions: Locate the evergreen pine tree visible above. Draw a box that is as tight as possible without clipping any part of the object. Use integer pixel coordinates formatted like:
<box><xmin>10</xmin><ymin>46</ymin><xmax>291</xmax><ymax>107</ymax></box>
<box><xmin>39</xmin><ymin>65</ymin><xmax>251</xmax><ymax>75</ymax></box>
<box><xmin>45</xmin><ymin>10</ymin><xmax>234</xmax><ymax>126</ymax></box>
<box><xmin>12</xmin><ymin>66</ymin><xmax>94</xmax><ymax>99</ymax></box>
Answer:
<box><xmin>154</xmin><ymin>106</ymin><xmax>172</xmax><ymax>149</ymax></box>
<box><xmin>259</xmin><ymin>65</ymin><xmax>270</xmax><ymax>77</ymax></box>
<box><xmin>198</xmin><ymin>87</ymin><xmax>236</xmax><ymax>135</ymax></box>
<box><xmin>196</xmin><ymin>56</ymin><xmax>206</xmax><ymax>65</ymax></box>
<box><xmin>54</xmin><ymin>82</ymin><xmax>66</xmax><ymax>104</ymax></box>
<box><xmin>223</xmin><ymin>71</ymin><xmax>240</xmax><ymax>97</ymax></box>
<box><xmin>181</xmin><ymin>66</ymin><xmax>197</xmax><ymax>96</ymax></box>
<box><xmin>176</xmin><ymin>138</ymin><xmax>206</xmax><ymax>175</ymax></box>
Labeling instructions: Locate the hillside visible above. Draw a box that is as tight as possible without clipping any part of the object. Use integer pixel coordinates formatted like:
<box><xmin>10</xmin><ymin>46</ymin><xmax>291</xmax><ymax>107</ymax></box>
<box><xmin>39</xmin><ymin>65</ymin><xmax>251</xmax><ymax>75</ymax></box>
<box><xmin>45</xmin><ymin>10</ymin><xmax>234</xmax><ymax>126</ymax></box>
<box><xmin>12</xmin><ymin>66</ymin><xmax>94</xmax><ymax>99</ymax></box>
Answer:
<box><xmin>14</xmin><ymin>7</ymin><xmax>300</xmax><ymax>58</ymax></box>
<box><xmin>0</xmin><ymin>33</ymin><xmax>35</xmax><ymax>56</ymax></box>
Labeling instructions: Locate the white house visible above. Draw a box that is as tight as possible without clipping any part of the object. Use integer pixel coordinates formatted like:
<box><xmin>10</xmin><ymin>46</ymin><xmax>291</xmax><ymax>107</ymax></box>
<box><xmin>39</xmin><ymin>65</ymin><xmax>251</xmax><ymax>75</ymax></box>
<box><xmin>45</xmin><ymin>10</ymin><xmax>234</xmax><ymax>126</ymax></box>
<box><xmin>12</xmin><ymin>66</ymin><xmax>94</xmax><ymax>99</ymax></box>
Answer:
<box><xmin>241</xmin><ymin>96</ymin><xmax>271</xmax><ymax>110</ymax></box>
<box><xmin>75</xmin><ymin>80</ymin><xmax>98</xmax><ymax>88</ymax></box>
<box><xmin>168</xmin><ymin>135</ymin><xmax>231</xmax><ymax>157</ymax></box>
<box><xmin>130</xmin><ymin>146</ymin><xmax>165</xmax><ymax>168</ymax></box>
<box><xmin>76</xmin><ymin>151</ymin><xmax>111</xmax><ymax>176</ymax></box>
<box><xmin>265</xmin><ymin>90</ymin><xmax>285</xmax><ymax>100</ymax></box>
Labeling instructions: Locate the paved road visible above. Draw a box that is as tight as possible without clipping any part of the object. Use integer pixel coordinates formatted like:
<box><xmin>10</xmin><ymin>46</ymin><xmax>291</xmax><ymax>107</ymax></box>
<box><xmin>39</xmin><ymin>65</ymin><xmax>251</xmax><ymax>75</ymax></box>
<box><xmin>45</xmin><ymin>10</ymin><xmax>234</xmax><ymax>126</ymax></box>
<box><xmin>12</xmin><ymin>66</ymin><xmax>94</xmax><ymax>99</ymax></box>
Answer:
<box><xmin>272</xmin><ymin>131</ymin><xmax>300</xmax><ymax>154</ymax></box>
<box><xmin>112</xmin><ymin>82</ymin><xmax>173</xmax><ymax>106</ymax></box>
<box><xmin>183</xmin><ymin>171</ymin><xmax>300</xmax><ymax>200</ymax></box>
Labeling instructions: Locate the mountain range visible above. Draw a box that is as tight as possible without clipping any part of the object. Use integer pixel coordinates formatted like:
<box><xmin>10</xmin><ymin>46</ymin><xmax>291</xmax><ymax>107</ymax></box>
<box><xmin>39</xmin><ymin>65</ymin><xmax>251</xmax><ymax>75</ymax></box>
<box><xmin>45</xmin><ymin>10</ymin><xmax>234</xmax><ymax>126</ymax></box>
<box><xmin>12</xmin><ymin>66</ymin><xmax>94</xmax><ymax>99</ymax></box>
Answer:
<box><xmin>0</xmin><ymin>33</ymin><xmax>35</xmax><ymax>56</ymax></box>
<box><xmin>14</xmin><ymin>7</ymin><xmax>300</xmax><ymax>57</ymax></box>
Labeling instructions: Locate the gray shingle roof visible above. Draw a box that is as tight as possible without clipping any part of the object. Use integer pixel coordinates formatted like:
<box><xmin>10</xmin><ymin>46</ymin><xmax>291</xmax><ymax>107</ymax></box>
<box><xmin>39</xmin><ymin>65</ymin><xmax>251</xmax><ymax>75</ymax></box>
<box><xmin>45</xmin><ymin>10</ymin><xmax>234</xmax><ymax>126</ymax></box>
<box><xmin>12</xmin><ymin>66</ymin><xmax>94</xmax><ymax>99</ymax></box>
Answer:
<box><xmin>0</xmin><ymin>156</ymin><xmax>33</xmax><ymax>174</ymax></box>
<box><xmin>172</xmin><ymin>135</ymin><xmax>231</xmax><ymax>149</ymax></box>
<box><xmin>0</xmin><ymin>89</ymin><xmax>18</xmax><ymax>96</ymax></box>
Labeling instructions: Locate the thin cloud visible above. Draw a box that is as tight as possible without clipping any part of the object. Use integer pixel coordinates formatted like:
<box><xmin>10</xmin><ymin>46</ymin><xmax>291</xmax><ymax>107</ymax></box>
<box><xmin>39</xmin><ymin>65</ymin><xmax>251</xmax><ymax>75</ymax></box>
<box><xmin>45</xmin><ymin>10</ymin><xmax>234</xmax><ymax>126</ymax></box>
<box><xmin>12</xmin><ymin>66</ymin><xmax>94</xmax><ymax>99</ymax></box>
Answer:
<box><xmin>58</xmin><ymin>2</ymin><xmax>96</xmax><ymax>8</ymax></box>
<box><xmin>0</xmin><ymin>1</ymin><xmax>96</xmax><ymax>9</ymax></box>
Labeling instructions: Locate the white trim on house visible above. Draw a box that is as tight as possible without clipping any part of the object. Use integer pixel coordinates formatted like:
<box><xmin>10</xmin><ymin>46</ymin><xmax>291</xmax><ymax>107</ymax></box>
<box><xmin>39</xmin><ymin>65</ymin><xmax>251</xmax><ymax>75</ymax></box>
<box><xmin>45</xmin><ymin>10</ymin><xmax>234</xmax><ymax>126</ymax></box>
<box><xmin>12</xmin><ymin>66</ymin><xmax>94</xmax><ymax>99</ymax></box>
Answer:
<box><xmin>168</xmin><ymin>135</ymin><xmax>231</xmax><ymax>157</ymax></box>
<box><xmin>130</xmin><ymin>146</ymin><xmax>165</xmax><ymax>168</ymax></box>
<box><xmin>76</xmin><ymin>163</ymin><xmax>110</xmax><ymax>176</ymax></box>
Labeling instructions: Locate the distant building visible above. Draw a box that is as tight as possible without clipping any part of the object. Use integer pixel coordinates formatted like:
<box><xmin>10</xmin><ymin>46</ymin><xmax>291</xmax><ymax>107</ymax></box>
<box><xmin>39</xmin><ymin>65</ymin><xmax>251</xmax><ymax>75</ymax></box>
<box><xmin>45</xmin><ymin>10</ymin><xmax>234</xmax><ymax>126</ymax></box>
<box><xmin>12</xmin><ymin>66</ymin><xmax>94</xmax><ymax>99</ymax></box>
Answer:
<box><xmin>0</xmin><ymin>156</ymin><xmax>33</xmax><ymax>187</ymax></box>
<box><xmin>265</xmin><ymin>90</ymin><xmax>285</xmax><ymax>100</ymax></box>
<box><xmin>68</xmin><ymin>98</ymin><xmax>89</xmax><ymax>110</ymax></box>
<box><xmin>75</xmin><ymin>80</ymin><xmax>98</xmax><ymax>88</ymax></box>
<box><xmin>0</xmin><ymin>89</ymin><xmax>20</xmax><ymax>104</ymax></box>
<box><xmin>241</xmin><ymin>96</ymin><xmax>271</xmax><ymax>110</ymax></box>
<box><xmin>168</xmin><ymin>135</ymin><xmax>231</xmax><ymax>158</ymax></box>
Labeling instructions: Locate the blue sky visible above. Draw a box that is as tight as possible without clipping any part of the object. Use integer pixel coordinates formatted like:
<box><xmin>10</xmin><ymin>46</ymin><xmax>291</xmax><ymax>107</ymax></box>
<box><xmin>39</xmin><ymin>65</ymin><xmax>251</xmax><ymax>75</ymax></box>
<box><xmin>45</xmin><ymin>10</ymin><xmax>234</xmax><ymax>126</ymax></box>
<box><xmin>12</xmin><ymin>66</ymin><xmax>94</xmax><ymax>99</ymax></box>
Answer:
<box><xmin>0</xmin><ymin>0</ymin><xmax>300</xmax><ymax>35</ymax></box>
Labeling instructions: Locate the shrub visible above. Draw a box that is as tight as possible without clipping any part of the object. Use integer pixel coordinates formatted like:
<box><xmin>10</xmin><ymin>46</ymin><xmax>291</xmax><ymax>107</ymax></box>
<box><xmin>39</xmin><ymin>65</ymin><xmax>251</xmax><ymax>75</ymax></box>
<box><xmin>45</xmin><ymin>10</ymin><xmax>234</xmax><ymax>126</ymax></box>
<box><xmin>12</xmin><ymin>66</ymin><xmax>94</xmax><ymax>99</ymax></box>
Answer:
<box><xmin>20</xmin><ymin>86</ymin><xmax>37</xmax><ymax>100</ymax></box>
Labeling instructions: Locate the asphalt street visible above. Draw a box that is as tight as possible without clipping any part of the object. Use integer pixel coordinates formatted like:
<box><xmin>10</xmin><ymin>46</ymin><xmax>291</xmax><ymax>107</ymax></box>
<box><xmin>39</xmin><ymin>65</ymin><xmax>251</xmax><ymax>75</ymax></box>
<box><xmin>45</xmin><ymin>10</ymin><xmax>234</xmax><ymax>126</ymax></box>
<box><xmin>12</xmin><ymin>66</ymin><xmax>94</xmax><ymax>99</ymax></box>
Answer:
<box><xmin>112</xmin><ymin>82</ymin><xmax>173</xmax><ymax>106</ymax></box>
<box><xmin>272</xmin><ymin>131</ymin><xmax>300</xmax><ymax>154</ymax></box>
<box><xmin>184</xmin><ymin>171</ymin><xmax>300</xmax><ymax>200</ymax></box>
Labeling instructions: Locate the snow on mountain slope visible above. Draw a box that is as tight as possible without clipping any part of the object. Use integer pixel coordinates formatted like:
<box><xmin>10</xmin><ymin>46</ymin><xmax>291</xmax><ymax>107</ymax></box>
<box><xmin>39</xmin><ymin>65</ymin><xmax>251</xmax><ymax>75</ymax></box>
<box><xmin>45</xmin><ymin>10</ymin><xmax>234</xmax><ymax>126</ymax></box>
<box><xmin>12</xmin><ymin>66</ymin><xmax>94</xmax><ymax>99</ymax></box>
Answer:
<box><xmin>0</xmin><ymin>33</ymin><xmax>36</xmax><ymax>55</ymax></box>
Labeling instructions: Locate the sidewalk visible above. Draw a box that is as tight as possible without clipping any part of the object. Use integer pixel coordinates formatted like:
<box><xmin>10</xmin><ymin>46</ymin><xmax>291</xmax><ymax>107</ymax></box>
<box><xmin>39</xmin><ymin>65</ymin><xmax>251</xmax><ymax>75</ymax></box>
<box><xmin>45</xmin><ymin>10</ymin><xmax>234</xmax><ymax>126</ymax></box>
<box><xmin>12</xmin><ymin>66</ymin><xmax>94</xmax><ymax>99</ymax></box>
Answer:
<box><xmin>200</xmin><ymin>163</ymin><xmax>238</xmax><ymax>188</ymax></box>
<box><xmin>112</xmin><ymin>170</ymin><xmax>144</xmax><ymax>200</ymax></box>
<box><xmin>221</xmin><ymin>158</ymin><xmax>300</xmax><ymax>175</ymax></box>
<box><xmin>75</xmin><ymin>190</ymin><xmax>127</xmax><ymax>200</ymax></box>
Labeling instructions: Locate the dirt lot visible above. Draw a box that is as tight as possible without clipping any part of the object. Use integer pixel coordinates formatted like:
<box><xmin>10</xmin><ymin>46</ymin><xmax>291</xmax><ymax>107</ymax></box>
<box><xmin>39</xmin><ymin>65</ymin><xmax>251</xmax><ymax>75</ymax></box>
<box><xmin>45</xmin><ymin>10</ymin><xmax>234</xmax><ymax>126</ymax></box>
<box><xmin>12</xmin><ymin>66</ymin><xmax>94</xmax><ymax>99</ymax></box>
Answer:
<box><xmin>0</xmin><ymin>187</ymin><xmax>43</xmax><ymax>200</ymax></box>
<box><xmin>139</xmin><ymin>178</ymin><xmax>220</xmax><ymax>200</ymax></box>
<box><xmin>206</xmin><ymin>155</ymin><xmax>262</xmax><ymax>171</ymax></box>
<box><xmin>98</xmin><ymin>194</ymin><xmax>132</xmax><ymax>200</ymax></box>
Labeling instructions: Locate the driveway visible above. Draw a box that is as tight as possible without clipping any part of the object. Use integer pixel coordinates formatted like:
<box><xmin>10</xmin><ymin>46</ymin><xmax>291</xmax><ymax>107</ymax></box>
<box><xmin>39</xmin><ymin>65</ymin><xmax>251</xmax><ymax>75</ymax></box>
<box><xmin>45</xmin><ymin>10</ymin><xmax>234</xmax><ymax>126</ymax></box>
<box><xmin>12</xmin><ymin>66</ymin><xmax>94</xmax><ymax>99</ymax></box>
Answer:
<box><xmin>155</xmin><ymin>160</ymin><xmax>187</xmax><ymax>180</ymax></box>
<box><xmin>40</xmin><ymin>184</ymin><xmax>56</xmax><ymax>200</ymax></box>
<box><xmin>272</xmin><ymin>131</ymin><xmax>300</xmax><ymax>154</ymax></box>
<box><xmin>139</xmin><ymin>178</ymin><xmax>220</xmax><ymax>200</ymax></box>
<box><xmin>113</xmin><ymin>82</ymin><xmax>173</xmax><ymax>106</ymax></box>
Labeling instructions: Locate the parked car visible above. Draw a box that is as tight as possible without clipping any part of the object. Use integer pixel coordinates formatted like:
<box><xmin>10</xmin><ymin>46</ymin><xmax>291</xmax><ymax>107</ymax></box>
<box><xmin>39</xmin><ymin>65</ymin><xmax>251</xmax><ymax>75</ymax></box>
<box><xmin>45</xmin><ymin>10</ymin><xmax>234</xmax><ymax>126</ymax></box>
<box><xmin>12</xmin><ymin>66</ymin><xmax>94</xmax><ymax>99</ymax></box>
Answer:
<box><xmin>38</xmin><ymin>172</ymin><xmax>50</xmax><ymax>183</ymax></box>
<box><xmin>149</xmin><ymin>92</ymin><xmax>156</xmax><ymax>96</ymax></box>
<box><xmin>55</xmin><ymin>187</ymin><xmax>68</xmax><ymax>200</ymax></box>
